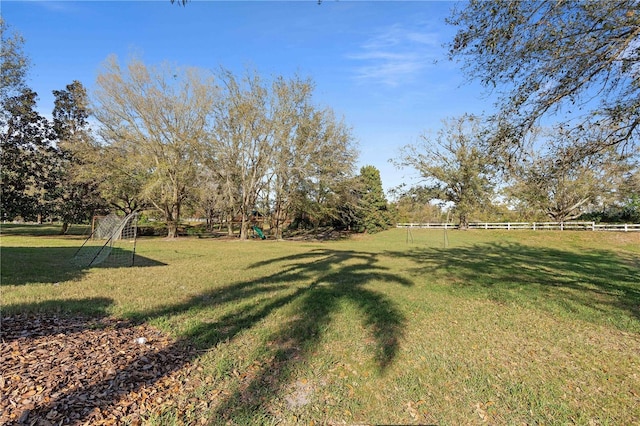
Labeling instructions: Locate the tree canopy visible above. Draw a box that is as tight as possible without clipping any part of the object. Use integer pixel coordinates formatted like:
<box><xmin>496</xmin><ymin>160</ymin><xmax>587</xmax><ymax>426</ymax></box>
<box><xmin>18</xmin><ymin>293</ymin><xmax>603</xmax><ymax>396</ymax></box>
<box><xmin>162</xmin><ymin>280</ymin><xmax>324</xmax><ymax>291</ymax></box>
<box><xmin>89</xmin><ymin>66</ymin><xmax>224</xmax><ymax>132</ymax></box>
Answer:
<box><xmin>0</xmin><ymin>18</ymin><xmax>30</xmax><ymax>100</ymax></box>
<box><xmin>88</xmin><ymin>57</ymin><xmax>357</xmax><ymax>238</ymax></box>
<box><xmin>93</xmin><ymin>56</ymin><xmax>216</xmax><ymax>238</ymax></box>
<box><xmin>0</xmin><ymin>89</ymin><xmax>54</xmax><ymax>222</ymax></box>
<box><xmin>50</xmin><ymin>81</ymin><xmax>105</xmax><ymax>233</ymax></box>
<box><xmin>448</xmin><ymin>0</ymin><xmax>640</xmax><ymax>161</ymax></box>
<box><xmin>393</xmin><ymin>115</ymin><xmax>496</xmax><ymax>228</ymax></box>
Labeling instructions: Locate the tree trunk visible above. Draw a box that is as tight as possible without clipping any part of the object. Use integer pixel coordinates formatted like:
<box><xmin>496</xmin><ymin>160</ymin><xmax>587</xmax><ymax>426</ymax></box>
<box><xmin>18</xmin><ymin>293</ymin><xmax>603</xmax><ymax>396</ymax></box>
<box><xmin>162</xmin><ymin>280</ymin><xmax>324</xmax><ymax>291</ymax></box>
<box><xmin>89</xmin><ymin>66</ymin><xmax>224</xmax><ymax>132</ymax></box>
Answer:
<box><xmin>272</xmin><ymin>207</ymin><xmax>283</xmax><ymax>240</ymax></box>
<box><xmin>274</xmin><ymin>221</ymin><xmax>282</xmax><ymax>240</ymax></box>
<box><xmin>240</xmin><ymin>214</ymin><xmax>249</xmax><ymax>240</ymax></box>
<box><xmin>167</xmin><ymin>221</ymin><xmax>178</xmax><ymax>238</ymax></box>
<box><xmin>165</xmin><ymin>203</ymin><xmax>180</xmax><ymax>238</ymax></box>
<box><xmin>458</xmin><ymin>212</ymin><xmax>469</xmax><ymax>230</ymax></box>
<box><xmin>60</xmin><ymin>222</ymin><xmax>70</xmax><ymax>235</ymax></box>
<box><xmin>225</xmin><ymin>213</ymin><xmax>234</xmax><ymax>236</ymax></box>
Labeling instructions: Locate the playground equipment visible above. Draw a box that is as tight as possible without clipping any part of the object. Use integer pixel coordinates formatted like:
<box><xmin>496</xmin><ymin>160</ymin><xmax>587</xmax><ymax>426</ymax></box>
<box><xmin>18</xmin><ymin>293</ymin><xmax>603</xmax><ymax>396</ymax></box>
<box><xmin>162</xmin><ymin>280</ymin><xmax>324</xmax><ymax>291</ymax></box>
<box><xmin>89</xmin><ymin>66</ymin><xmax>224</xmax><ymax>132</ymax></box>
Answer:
<box><xmin>252</xmin><ymin>225</ymin><xmax>266</xmax><ymax>240</ymax></box>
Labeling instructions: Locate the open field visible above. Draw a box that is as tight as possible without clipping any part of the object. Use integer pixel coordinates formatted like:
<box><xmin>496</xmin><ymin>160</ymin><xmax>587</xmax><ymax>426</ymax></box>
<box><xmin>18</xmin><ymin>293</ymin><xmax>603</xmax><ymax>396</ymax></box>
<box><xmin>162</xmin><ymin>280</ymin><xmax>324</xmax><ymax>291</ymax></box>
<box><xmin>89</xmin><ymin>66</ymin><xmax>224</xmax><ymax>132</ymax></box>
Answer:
<box><xmin>1</xmin><ymin>225</ymin><xmax>639</xmax><ymax>424</ymax></box>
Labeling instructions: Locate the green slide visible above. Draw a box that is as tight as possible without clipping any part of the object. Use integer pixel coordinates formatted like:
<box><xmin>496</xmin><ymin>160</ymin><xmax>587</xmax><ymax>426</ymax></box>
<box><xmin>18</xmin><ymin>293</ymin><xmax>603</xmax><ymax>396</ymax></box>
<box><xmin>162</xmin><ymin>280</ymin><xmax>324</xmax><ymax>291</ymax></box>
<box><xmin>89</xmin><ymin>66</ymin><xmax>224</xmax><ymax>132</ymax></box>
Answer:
<box><xmin>252</xmin><ymin>226</ymin><xmax>266</xmax><ymax>240</ymax></box>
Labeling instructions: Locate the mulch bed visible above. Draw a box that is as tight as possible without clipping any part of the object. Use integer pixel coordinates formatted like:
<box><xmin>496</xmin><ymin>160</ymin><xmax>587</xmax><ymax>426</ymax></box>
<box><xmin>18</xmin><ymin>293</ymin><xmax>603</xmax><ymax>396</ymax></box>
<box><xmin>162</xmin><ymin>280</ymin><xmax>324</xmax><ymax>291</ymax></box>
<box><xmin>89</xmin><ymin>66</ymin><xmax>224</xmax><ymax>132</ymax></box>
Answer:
<box><xmin>0</xmin><ymin>314</ymin><xmax>199</xmax><ymax>425</ymax></box>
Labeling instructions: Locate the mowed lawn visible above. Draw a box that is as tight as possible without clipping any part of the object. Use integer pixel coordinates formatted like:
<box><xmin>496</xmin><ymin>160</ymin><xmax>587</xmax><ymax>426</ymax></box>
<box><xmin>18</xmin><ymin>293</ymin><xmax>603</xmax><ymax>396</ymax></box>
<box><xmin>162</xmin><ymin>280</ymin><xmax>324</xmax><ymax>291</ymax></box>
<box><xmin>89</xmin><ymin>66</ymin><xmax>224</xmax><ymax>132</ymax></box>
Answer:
<box><xmin>2</xmin><ymin>225</ymin><xmax>639</xmax><ymax>424</ymax></box>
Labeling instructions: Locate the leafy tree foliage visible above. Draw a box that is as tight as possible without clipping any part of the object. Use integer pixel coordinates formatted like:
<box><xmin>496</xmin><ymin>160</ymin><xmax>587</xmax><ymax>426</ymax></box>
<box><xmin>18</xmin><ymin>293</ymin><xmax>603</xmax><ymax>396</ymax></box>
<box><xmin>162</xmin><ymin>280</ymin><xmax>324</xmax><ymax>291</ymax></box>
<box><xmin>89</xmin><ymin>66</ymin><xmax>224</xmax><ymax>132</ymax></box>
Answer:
<box><xmin>394</xmin><ymin>115</ymin><xmax>496</xmax><ymax>228</ymax></box>
<box><xmin>0</xmin><ymin>19</ymin><xmax>37</xmax><ymax>221</ymax></box>
<box><xmin>507</xmin><ymin>157</ymin><xmax>601</xmax><ymax>222</ymax></box>
<box><xmin>205</xmin><ymin>68</ymin><xmax>278</xmax><ymax>240</ymax></box>
<box><xmin>76</xmin><ymin>141</ymin><xmax>148</xmax><ymax>215</ymax></box>
<box><xmin>88</xmin><ymin>57</ymin><xmax>357</xmax><ymax>238</ymax></box>
<box><xmin>504</xmin><ymin>125</ymin><xmax>638</xmax><ymax>222</ymax></box>
<box><xmin>448</xmin><ymin>0</ymin><xmax>640</xmax><ymax>160</ymax></box>
<box><xmin>589</xmin><ymin>150</ymin><xmax>640</xmax><ymax>220</ymax></box>
<box><xmin>1</xmin><ymin>25</ymin><xmax>103</xmax><ymax>227</ymax></box>
<box><xmin>0</xmin><ymin>18</ymin><xmax>29</xmax><ymax>100</ymax></box>
<box><xmin>285</xmin><ymin>109</ymin><xmax>356</xmax><ymax>236</ymax></box>
<box><xmin>391</xmin><ymin>187</ymin><xmax>444</xmax><ymax>224</ymax></box>
<box><xmin>51</xmin><ymin>81</ymin><xmax>106</xmax><ymax>233</ymax></box>
<box><xmin>333</xmin><ymin>175</ymin><xmax>363</xmax><ymax>231</ymax></box>
<box><xmin>52</xmin><ymin>81</ymin><xmax>90</xmax><ymax>143</ymax></box>
<box><xmin>616</xmin><ymin>167</ymin><xmax>640</xmax><ymax>221</ymax></box>
<box><xmin>268</xmin><ymin>78</ymin><xmax>353</xmax><ymax>239</ymax></box>
<box><xmin>355</xmin><ymin>165</ymin><xmax>393</xmax><ymax>233</ymax></box>
<box><xmin>0</xmin><ymin>89</ymin><xmax>55</xmax><ymax>221</ymax></box>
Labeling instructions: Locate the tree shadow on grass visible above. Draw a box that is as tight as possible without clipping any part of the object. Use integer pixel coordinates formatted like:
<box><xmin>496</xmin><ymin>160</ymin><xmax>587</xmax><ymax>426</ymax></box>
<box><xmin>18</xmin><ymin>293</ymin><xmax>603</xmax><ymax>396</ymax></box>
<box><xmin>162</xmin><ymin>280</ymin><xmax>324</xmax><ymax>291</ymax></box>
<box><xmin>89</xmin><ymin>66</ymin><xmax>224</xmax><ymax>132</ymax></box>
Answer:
<box><xmin>0</xmin><ymin>246</ymin><xmax>166</xmax><ymax>286</ymax></box>
<box><xmin>15</xmin><ymin>248</ymin><xmax>412</xmax><ymax>424</ymax></box>
<box><xmin>387</xmin><ymin>241</ymin><xmax>640</xmax><ymax>327</ymax></box>
<box><xmin>205</xmin><ymin>249</ymin><xmax>412</xmax><ymax>422</ymax></box>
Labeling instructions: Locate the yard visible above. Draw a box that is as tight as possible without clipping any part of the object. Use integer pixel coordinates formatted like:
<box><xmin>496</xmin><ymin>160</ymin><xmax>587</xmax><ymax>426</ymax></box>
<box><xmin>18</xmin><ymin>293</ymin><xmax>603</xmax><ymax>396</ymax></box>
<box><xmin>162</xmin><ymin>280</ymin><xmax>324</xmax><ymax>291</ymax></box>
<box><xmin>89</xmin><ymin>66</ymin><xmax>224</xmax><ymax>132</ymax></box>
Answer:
<box><xmin>1</xmin><ymin>225</ymin><xmax>639</xmax><ymax>424</ymax></box>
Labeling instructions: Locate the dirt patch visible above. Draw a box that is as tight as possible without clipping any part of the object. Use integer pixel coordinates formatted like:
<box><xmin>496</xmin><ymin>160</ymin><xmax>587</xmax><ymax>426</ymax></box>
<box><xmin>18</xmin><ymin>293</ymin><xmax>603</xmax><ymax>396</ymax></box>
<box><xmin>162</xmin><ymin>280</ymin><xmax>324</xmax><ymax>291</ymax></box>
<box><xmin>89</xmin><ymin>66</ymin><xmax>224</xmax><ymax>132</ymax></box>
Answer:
<box><xmin>285</xmin><ymin>379</ymin><xmax>315</xmax><ymax>408</ymax></box>
<box><xmin>0</xmin><ymin>314</ymin><xmax>197</xmax><ymax>425</ymax></box>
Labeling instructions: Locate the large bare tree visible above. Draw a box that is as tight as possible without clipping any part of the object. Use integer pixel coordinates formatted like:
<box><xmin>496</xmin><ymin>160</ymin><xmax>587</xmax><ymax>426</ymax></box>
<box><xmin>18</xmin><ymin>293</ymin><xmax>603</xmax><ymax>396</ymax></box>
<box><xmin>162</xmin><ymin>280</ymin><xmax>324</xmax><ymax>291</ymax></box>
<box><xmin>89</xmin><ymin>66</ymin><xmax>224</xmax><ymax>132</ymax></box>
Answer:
<box><xmin>393</xmin><ymin>115</ymin><xmax>496</xmax><ymax>229</ymax></box>
<box><xmin>205</xmin><ymin>68</ymin><xmax>274</xmax><ymax>240</ymax></box>
<box><xmin>93</xmin><ymin>55</ymin><xmax>217</xmax><ymax>238</ymax></box>
<box><xmin>204</xmin><ymin>69</ymin><xmax>356</xmax><ymax>239</ymax></box>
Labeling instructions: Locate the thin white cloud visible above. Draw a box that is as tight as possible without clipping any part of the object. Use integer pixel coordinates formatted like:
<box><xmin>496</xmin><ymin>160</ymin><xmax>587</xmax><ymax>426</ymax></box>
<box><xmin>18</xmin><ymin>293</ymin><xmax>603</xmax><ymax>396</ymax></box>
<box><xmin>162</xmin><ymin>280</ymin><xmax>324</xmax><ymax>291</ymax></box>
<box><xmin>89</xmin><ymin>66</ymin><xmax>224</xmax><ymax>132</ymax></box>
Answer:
<box><xmin>28</xmin><ymin>1</ymin><xmax>75</xmax><ymax>13</ymax></box>
<box><xmin>348</xmin><ymin>24</ymin><xmax>439</xmax><ymax>87</ymax></box>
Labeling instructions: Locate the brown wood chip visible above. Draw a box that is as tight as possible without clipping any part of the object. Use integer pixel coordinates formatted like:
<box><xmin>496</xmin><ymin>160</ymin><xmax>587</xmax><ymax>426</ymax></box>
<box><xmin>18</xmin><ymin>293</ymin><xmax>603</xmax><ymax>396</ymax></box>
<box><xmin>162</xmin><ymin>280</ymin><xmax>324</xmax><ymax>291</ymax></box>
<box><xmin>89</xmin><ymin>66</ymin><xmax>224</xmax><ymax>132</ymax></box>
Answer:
<box><xmin>1</xmin><ymin>314</ymin><xmax>197</xmax><ymax>425</ymax></box>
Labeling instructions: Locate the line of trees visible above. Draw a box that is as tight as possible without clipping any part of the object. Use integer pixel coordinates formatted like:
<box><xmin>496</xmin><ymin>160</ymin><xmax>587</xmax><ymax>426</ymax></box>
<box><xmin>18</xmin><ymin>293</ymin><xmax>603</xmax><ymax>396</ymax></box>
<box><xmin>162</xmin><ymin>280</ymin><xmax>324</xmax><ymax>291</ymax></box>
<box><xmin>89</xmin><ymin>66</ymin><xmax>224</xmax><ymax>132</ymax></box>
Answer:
<box><xmin>1</xmin><ymin>20</ymin><xmax>394</xmax><ymax>237</ymax></box>
<box><xmin>392</xmin><ymin>115</ymin><xmax>639</xmax><ymax>227</ymax></box>
<box><xmin>89</xmin><ymin>56</ymin><xmax>372</xmax><ymax>238</ymax></box>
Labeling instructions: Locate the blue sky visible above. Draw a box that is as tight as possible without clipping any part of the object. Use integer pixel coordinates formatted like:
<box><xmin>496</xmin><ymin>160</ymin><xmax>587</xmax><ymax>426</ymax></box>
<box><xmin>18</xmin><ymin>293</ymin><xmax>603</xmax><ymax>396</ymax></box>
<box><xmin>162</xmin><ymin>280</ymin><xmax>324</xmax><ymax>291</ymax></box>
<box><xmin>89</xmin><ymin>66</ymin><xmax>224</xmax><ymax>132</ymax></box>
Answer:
<box><xmin>2</xmin><ymin>0</ymin><xmax>494</xmax><ymax>194</ymax></box>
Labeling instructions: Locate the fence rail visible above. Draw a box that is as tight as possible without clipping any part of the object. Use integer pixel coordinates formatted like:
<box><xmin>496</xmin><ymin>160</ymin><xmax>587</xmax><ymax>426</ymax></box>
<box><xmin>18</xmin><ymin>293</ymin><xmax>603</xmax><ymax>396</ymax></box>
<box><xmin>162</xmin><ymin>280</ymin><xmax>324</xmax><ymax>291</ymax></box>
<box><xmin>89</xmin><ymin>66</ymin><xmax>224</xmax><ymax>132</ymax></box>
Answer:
<box><xmin>397</xmin><ymin>222</ymin><xmax>640</xmax><ymax>232</ymax></box>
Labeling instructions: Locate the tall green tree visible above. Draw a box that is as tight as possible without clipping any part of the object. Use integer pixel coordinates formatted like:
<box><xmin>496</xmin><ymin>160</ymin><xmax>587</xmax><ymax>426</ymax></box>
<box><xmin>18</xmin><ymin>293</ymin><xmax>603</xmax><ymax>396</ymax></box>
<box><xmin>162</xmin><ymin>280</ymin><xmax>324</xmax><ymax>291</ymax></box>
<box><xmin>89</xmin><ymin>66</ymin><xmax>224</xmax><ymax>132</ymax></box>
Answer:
<box><xmin>0</xmin><ymin>89</ymin><xmax>54</xmax><ymax>221</ymax></box>
<box><xmin>93</xmin><ymin>55</ymin><xmax>217</xmax><ymax>238</ymax></box>
<box><xmin>393</xmin><ymin>115</ymin><xmax>496</xmax><ymax>229</ymax></box>
<box><xmin>448</xmin><ymin>0</ymin><xmax>640</xmax><ymax>161</ymax></box>
<box><xmin>333</xmin><ymin>175</ymin><xmax>363</xmax><ymax>231</ymax></box>
<box><xmin>1</xmin><ymin>19</ymin><xmax>34</xmax><ymax>221</ymax></box>
<box><xmin>51</xmin><ymin>80</ymin><xmax>106</xmax><ymax>233</ymax></box>
<box><xmin>356</xmin><ymin>165</ymin><xmax>393</xmax><ymax>233</ymax></box>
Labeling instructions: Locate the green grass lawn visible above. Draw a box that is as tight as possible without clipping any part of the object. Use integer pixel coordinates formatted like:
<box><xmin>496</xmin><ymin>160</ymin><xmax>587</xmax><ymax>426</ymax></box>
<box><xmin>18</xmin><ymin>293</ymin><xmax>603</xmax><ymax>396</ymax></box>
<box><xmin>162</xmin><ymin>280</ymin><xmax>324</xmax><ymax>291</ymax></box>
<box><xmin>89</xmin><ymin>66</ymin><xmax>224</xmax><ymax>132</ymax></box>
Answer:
<box><xmin>2</xmin><ymin>225</ymin><xmax>639</xmax><ymax>424</ymax></box>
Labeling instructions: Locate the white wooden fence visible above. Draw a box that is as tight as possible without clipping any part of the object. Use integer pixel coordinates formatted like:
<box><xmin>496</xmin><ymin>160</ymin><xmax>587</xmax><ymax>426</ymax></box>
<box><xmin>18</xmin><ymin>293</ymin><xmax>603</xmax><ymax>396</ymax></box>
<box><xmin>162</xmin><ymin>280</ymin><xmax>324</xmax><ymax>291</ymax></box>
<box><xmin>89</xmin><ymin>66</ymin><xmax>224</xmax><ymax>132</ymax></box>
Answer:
<box><xmin>397</xmin><ymin>221</ymin><xmax>640</xmax><ymax>232</ymax></box>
